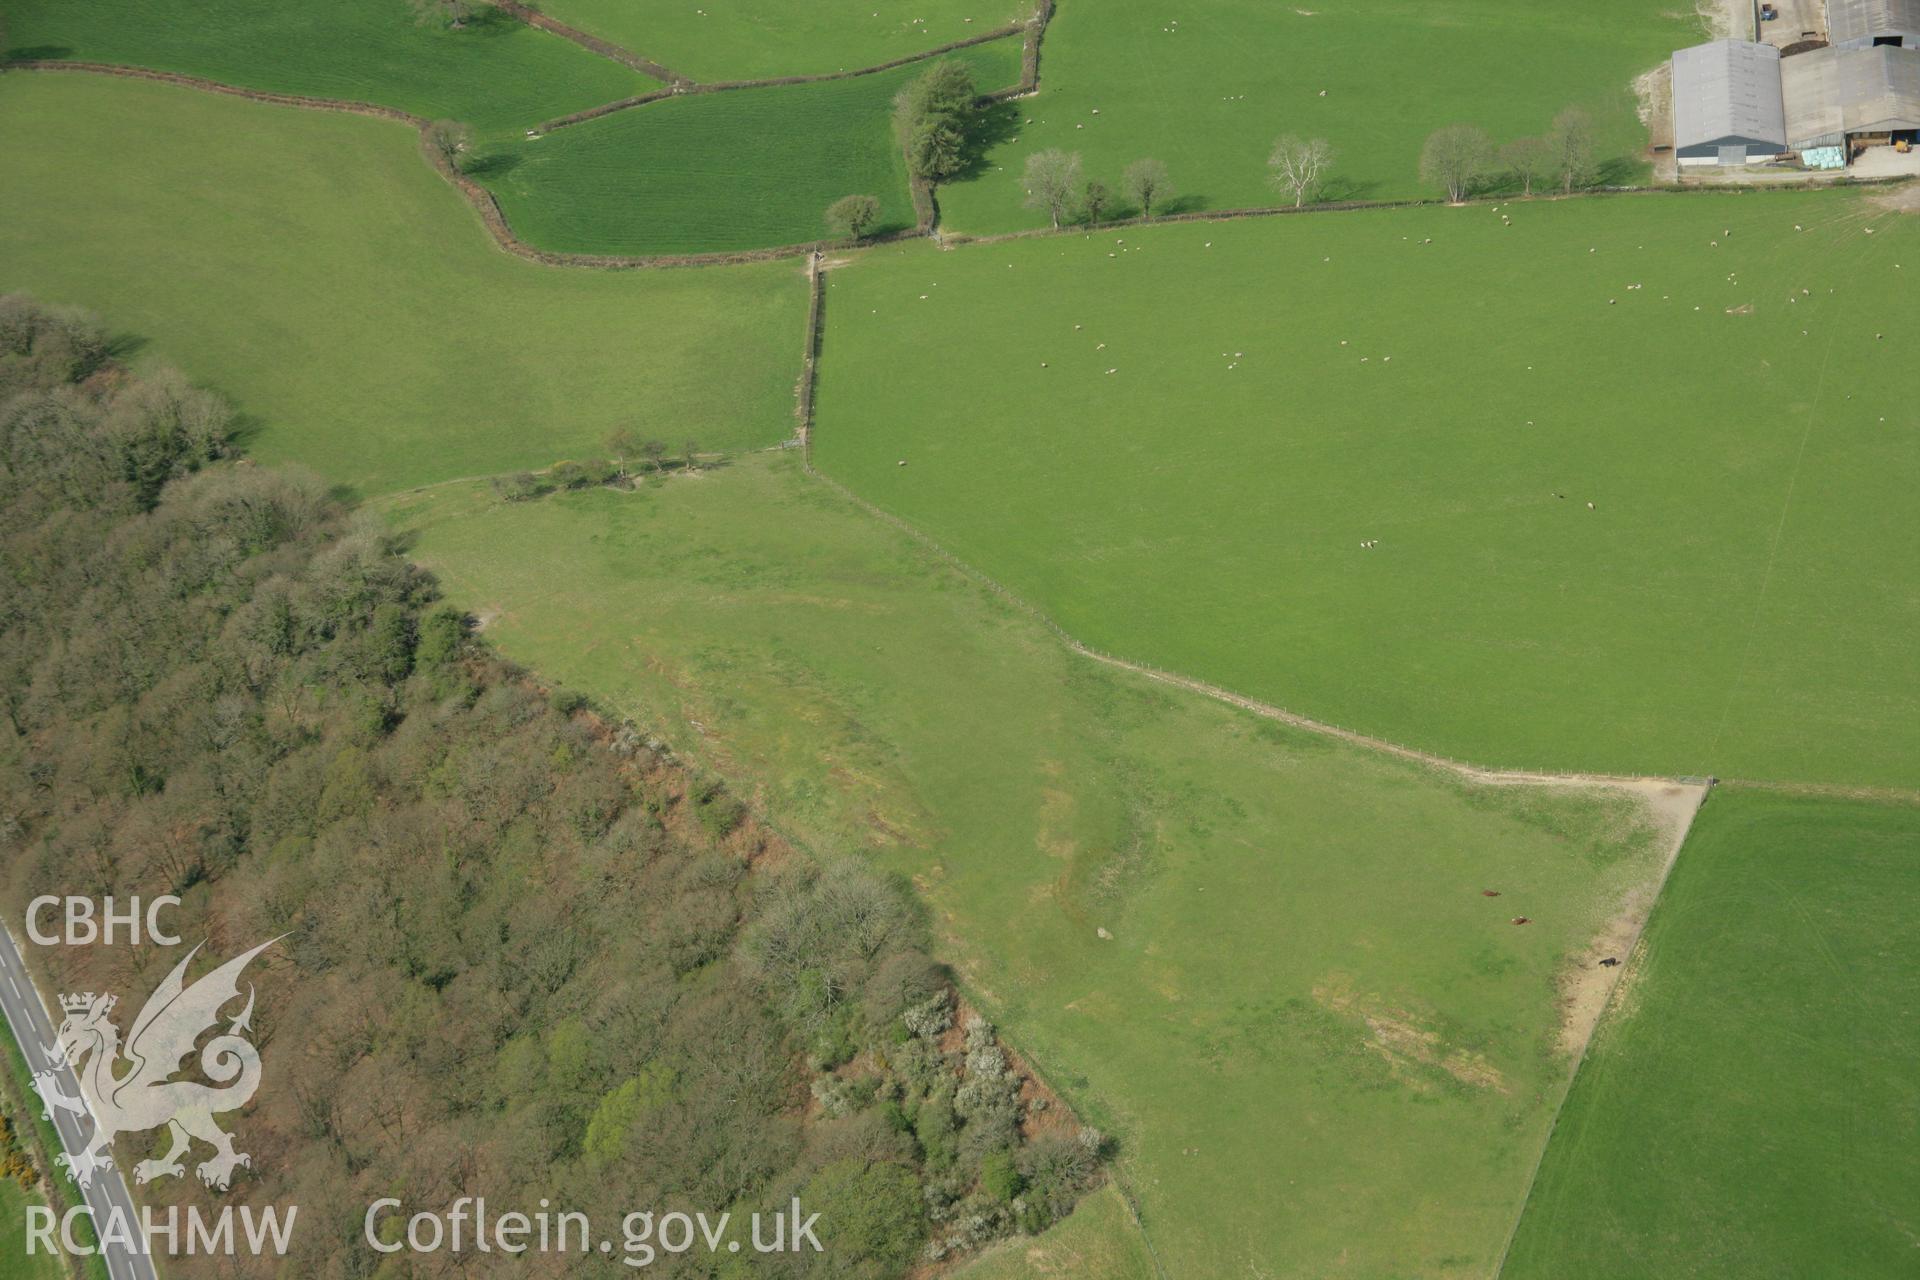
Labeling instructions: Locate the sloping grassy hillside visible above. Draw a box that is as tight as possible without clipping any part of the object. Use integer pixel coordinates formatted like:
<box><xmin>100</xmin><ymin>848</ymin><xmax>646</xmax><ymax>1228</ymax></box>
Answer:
<box><xmin>812</xmin><ymin>192</ymin><xmax>1920</xmax><ymax>788</ymax></box>
<box><xmin>0</xmin><ymin>73</ymin><xmax>805</xmax><ymax>495</ymax></box>
<box><xmin>480</xmin><ymin>36</ymin><xmax>1023</xmax><ymax>254</ymax></box>
<box><xmin>542</xmin><ymin>0</ymin><xmax>1029</xmax><ymax>81</ymax></box>
<box><xmin>1504</xmin><ymin>789</ymin><xmax>1920</xmax><ymax>1278</ymax></box>
<box><xmin>935</xmin><ymin>0</ymin><xmax>1700</xmax><ymax>232</ymax></box>
<box><xmin>3</xmin><ymin>0</ymin><xmax>652</xmax><ymax>135</ymax></box>
<box><xmin>384</xmin><ymin>452</ymin><xmax>1679</xmax><ymax>1278</ymax></box>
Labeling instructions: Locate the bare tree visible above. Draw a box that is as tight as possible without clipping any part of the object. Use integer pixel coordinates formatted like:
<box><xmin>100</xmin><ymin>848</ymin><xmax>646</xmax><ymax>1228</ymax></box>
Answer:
<box><xmin>407</xmin><ymin>0</ymin><xmax>475</xmax><ymax>27</ymax></box>
<box><xmin>424</xmin><ymin>119</ymin><xmax>473</xmax><ymax>171</ymax></box>
<box><xmin>1268</xmin><ymin>135</ymin><xmax>1335</xmax><ymax>208</ymax></box>
<box><xmin>1500</xmin><ymin>136</ymin><xmax>1553</xmax><ymax>196</ymax></box>
<box><xmin>1121</xmin><ymin>157</ymin><xmax>1171</xmax><ymax>220</ymax></box>
<box><xmin>681</xmin><ymin>440</ymin><xmax>700</xmax><ymax>472</ymax></box>
<box><xmin>1419</xmin><ymin>124</ymin><xmax>1493</xmax><ymax>203</ymax></box>
<box><xmin>1550</xmin><ymin>107</ymin><xmax>1598</xmax><ymax>193</ymax></box>
<box><xmin>603</xmin><ymin>427</ymin><xmax>639</xmax><ymax>477</ymax></box>
<box><xmin>824</xmin><ymin>194</ymin><xmax>881</xmax><ymax>242</ymax></box>
<box><xmin>640</xmin><ymin>439</ymin><xmax>668</xmax><ymax>474</ymax></box>
<box><xmin>1023</xmin><ymin>149</ymin><xmax>1083</xmax><ymax>230</ymax></box>
<box><xmin>1082</xmin><ymin>178</ymin><xmax>1112</xmax><ymax>226</ymax></box>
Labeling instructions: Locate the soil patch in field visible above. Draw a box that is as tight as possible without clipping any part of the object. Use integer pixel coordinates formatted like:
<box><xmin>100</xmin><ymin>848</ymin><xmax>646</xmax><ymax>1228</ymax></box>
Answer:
<box><xmin>1554</xmin><ymin>780</ymin><xmax>1705</xmax><ymax>1057</ymax></box>
<box><xmin>1869</xmin><ymin>180</ymin><xmax>1920</xmax><ymax>213</ymax></box>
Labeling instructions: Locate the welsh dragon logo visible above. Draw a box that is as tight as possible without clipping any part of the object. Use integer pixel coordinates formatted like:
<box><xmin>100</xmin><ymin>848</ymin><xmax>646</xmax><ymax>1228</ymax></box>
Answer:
<box><xmin>31</xmin><ymin>938</ymin><xmax>279</xmax><ymax>1191</ymax></box>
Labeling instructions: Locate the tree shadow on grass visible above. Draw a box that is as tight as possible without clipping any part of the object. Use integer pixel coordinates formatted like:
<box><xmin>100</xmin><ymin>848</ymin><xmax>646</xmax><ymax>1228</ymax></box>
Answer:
<box><xmin>106</xmin><ymin>332</ymin><xmax>149</xmax><ymax>362</ymax></box>
<box><xmin>4</xmin><ymin>46</ymin><xmax>76</xmax><ymax>61</ymax></box>
<box><xmin>948</xmin><ymin>97</ymin><xmax>1026</xmax><ymax>185</ymax></box>
<box><xmin>462</xmin><ymin>150</ymin><xmax>523</xmax><ymax>179</ymax></box>
<box><xmin>327</xmin><ymin>480</ymin><xmax>366</xmax><ymax>508</ymax></box>
<box><xmin>1084</xmin><ymin>192</ymin><xmax>1206</xmax><ymax>224</ymax></box>
<box><xmin>1481</xmin><ymin>153</ymin><xmax>1642</xmax><ymax>198</ymax></box>
<box><xmin>223</xmin><ymin>411</ymin><xmax>269</xmax><ymax>455</ymax></box>
<box><xmin>1319</xmin><ymin>176</ymin><xmax>1381</xmax><ymax>204</ymax></box>
<box><xmin>451</xmin><ymin>6</ymin><xmax>526</xmax><ymax>40</ymax></box>
<box><xmin>1595</xmin><ymin>154</ymin><xmax>1643</xmax><ymax>186</ymax></box>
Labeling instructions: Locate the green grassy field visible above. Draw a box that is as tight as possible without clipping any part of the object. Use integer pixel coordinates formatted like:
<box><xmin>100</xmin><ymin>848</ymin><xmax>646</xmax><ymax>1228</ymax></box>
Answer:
<box><xmin>479</xmin><ymin>36</ymin><xmax>1023</xmax><ymax>255</ymax></box>
<box><xmin>0</xmin><ymin>1177</ymin><xmax>64</xmax><ymax>1280</ymax></box>
<box><xmin>540</xmin><ymin>0</ymin><xmax>1030</xmax><ymax>81</ymax></box>
<box><xmin>935</xmin><ymin>0</ymin><xmax>1699</xmax><ymax>233</ymax></box>
<box><xmin>812</xmin><ymin>191</ymin><xmax>1920</xmax><ymax>789</ymax></box>
<box><xmin>384</xmin><ymin>451</ymin><xmax>1679</xmax><ymax>1278</ymax></box>
<box><xmin>0</xmin><ymin>73</ymin><xmax>806</xmax><ymax>496</ymax></box>
<box><xmin>1503</xmin><ymin>789</ymin><xmax>1920</xmax><ymax>1278</ymax></box>
<box><xmin>3</xmin><ymin>0</ymin><xmax>651</xmax><ymax>136</ymax></box>
<box><xmin>7</xmin><ymin>0</ymin><xmax>1920</xmax><ymax>1271</ymax></box>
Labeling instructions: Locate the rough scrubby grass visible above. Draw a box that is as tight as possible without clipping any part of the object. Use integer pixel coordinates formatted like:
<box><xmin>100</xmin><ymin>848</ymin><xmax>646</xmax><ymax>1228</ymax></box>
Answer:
<box><xmin>541</xmin><ymin>0</ymin><xmax>1029</xmax><ymax>81</ymax></box>
<box><xmin>0</xmin><ymin>74</ymin><xmax>805</xmax><ymax>495</ymax></box>
<box><xmin>954</xmin><ymin>1183</ymin><xmax>1155</xmax><ymax>1279</ymax></box>
<box><xmin>385</xmin><ymin>452</ymin><xmax>1673</xmax><ymax>1278</ymax></box>
<box><xmin>813</xmin><ymin>191</ymin><xmax>1920</xmax><ymax>788</ymax></box>
<box><xmin>0</xmin><ymin>1028</ymin><xmax>94</xmax><ymax>1280</ymax></box>
<box><xmin>480</xmin><ymin>36</ymin><xmax>1022</xmax><ymax>255</ymax></box>
<box><xmin>936</xmin><ymin>0</ymin><xmax>1700</xmax><ymax>233</ymax></box>
<box><xmin>3</xmin><ymin>0</ymin><xmax>651</xmax><ymax>135</ymax></box>
<box><xmin>1504</xmin><ymin>789</ymin><xmax>1920</xmax><ymax>1278</ymax></box>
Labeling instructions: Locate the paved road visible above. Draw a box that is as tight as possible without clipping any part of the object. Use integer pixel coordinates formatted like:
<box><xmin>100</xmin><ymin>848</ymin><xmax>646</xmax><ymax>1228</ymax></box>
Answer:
<box><xmin>0</xmin><ymin>923</ymin><xmax>156</xmax><ymax>1280</ymax></box>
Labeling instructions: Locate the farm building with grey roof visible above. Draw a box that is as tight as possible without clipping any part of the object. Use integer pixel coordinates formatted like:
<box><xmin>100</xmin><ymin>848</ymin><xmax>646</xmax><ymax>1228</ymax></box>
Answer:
<box><xmin>1826</xmin><ymin>0</ymin><xmax>1920</xmax><ymax>49</ymax></box>
<box><xmin>1671</xmin><ymin>40</ymin><xmax>1788</xmax><ymax>162</ymax></box>
<box><xmin>1783</xmin><ymin>43</ymin><xmax>1920</xmax><ymax>146</ymax></box>
<box><xmin>1671</xmin><ymin>9</ymin><xmax>1920</xmax><ymax>167</ymax></box>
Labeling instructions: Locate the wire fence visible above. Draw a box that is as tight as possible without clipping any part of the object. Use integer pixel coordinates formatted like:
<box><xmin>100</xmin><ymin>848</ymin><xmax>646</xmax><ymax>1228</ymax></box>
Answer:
<box><xmin>15</xmin><ymin>49</ymin><xmax>1915</xmax><ymax>804</ymax></box>
<box><xmin>21</xmin><ymin>15</ymin><xmax>1899</xmax><ymax>280</ymax></box>
<box><xmin>492</xmin><ymin>0</ymin><xmax>688</xmax><ymax>83</ymax></box>
<box><xmin>789</xmin><ymin>234</ymin><xmax>1918</xmax><ymax>801</ymax></box>
<box><xmin>795</xmin><ymin>251</ymin><xmax>826</xmax><ymax>438</ymax></box>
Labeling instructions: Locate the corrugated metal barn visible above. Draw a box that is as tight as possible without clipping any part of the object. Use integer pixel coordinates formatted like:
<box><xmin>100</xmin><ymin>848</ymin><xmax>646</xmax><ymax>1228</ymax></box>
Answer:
<box><xmin>1671</xmin><ymin>40</ymin><xmax>1789</xmax><ymax>163</ymax></box>
<box><xmin>1827</xmin><ymin>0</ymin><xmax>1920</xmax><ymax>50</ymax></box>
<box><xmin>1783</xmin><ymin>44</ymin><xmax>1920</xmax><ymax>148</ymax></box>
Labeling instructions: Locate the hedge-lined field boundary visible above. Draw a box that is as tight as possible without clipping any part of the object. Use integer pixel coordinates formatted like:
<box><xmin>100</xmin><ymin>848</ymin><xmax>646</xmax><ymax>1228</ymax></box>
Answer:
<box><xmin>0</xmin><ymin>0</ymin><xmax>1057</xmax><ymax>263</ymax></box>
<box><xmin>533</xmin><ymin>0</ymin><xmax>1053</xmax><ymax>134</ymax></box>
<box><xmin>9</xmin><ymin>59</ymin><xmax>1896</xmax><ymax>274</ymax></box>
<box><xmin>0</xmin><ymin>61</ymin><xmax>909</xmax><ymax>271</ymax></box>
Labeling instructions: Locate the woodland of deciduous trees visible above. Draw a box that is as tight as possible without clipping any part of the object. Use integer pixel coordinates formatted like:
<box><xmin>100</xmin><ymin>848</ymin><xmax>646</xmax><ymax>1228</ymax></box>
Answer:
<box><xmin>0</xmin><ymin>294</ymin><xmax>1103</xmax><ymax>1277</ymax></box>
